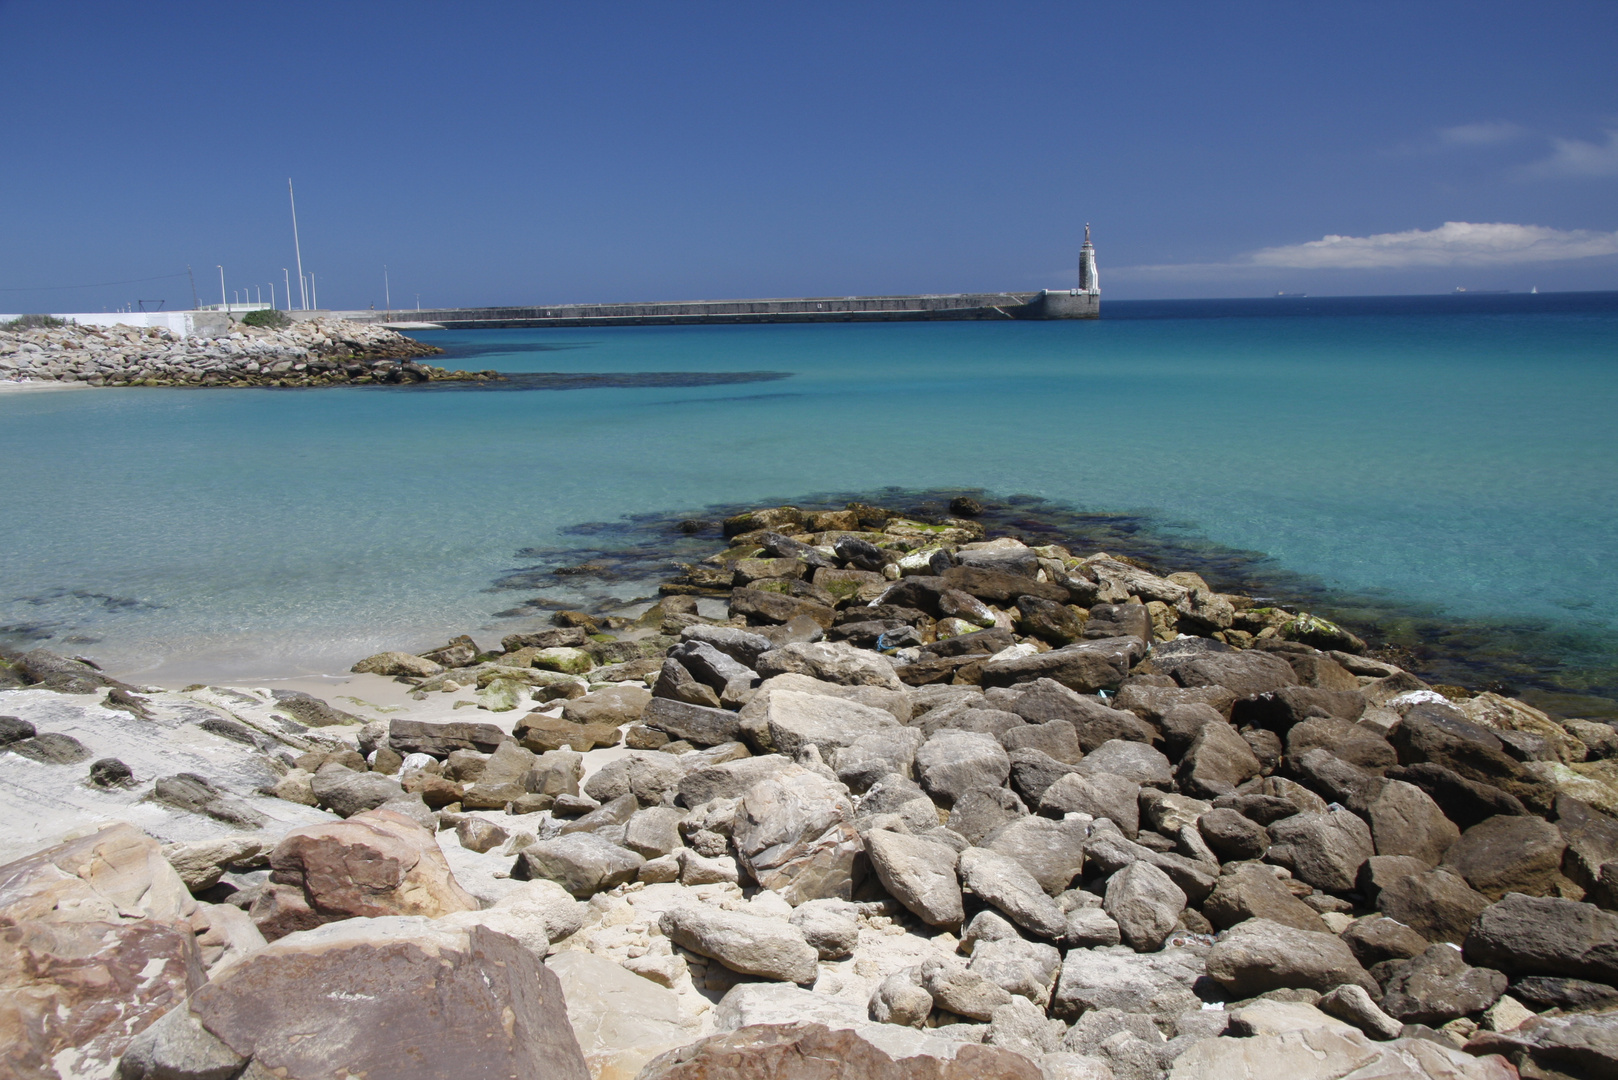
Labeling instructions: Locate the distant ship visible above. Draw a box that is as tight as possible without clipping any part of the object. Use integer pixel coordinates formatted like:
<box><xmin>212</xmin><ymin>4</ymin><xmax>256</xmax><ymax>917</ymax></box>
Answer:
<box><xmin>1274</xmin><ymin>291</ymin><xmax>1307</xmax><ymax>297</ymax></box>
<box><xmin>1531</xmin><ymin>286</ymin><xmax>1539</xmax><ymax>294</ymax></box>
<box><xmin>1453</xmin><ymin>287</ymin><xmax>1510</xmax><ymax>294</ymax></box>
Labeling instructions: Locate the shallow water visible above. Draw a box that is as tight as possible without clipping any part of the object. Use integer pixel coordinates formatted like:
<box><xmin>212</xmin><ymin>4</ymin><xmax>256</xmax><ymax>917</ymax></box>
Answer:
<box><xmin>2</xmin><ymin>293</ymin><xmax>1615</xmax><ymax>701</ymax></box>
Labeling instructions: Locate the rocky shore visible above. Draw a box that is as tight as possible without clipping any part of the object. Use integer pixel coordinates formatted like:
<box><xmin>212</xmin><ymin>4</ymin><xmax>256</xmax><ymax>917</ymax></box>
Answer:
<box><xmin>2</xmin><ymin>497</ymin><xmax>1617</xmax><ymax>1079</ymax></box>
<box><xmin>0</xmin><ymin>317</ymin><xmax>497</xmax><ymax>387</ymax></box>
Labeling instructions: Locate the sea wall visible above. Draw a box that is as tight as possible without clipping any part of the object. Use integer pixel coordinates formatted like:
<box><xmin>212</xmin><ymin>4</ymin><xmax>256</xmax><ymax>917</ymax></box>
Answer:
<box><xmin>0</xmin><ymin>317</ymin><xmax>489</xmax><ymax>388</ymax></box>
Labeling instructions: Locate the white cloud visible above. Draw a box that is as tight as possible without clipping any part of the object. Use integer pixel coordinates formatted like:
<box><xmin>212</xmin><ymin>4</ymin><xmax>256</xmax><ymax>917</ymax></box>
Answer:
<box><xmin>1436</xmin><ymin>121</ymin><xmax>1528</xmax><ymax>147</ymax></box>
<box><xmin>1118</xmin><ymin>222</ymin><xmax>1618</xmax><ymax>276</ymax></box>
<box><xmin>1517</xmin><ymin>129</ymin><xmax>1618</xmax><ymax>179</ymax></box>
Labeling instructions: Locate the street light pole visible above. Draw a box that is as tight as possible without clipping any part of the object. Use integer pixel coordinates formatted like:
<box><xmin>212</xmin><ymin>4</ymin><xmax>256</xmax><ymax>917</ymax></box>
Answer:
<box><xmin>289</xmin><ymin>178</ymin><xmax>306</xmax><ymax>310</ymax></box>
<box><xmin>310</xmin><ymin>273</ymin><xmax>317</xmax><ymax>310</ymax></box>
<box><xmin>218</xmin><ymin>266</ymin><xmax>227</xmax><ymax>314</ymax></box>
<box><xmin>384</xmin><ymin>265</ymin><xmax>390</xmax><ymax>312</ymax></box>
<box><xmin>283</xmin><ymin>269</ymin><xmax>292</xmax><ymax>312</ymax></box>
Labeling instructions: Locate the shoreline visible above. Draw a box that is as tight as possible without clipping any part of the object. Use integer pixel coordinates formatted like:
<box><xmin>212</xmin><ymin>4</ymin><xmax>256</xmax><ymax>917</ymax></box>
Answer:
<box><xmin>0</xmin><ymin>316</ymin><xmax>497</xmax><ymax>388</ymax></box>
<box><xmin>11</xmin><ymin>488</ymin><xmax>1616</xmax><ymax>719</ymax></box>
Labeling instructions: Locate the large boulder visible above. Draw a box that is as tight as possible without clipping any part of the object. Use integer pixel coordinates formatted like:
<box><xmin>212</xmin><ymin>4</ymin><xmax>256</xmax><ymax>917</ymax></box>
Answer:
<box><xmin>1152</xmin><ymin>649</ymin><xmax>1299</xmax><ymax>697</ymax></box>
<box><xmin>1376</xmin><ymin>866</ymin><xmax>1492</xmax><ymax>944</ymax></box>
<box><xmin>982</xmin><ymin>815</ymin><xmax>1088</xmax><ymax>896</ymax></box>
<box><xmin>743</xmin><ymin>688</ymin><xmax>899</xmax><ymax>756</ymax></box>
<box><xmin>1050</xmin><ymin>947</ymin><xmax>1202</xmax><ymax>1021</ymax></box>
<box><xmin>914</xmin><ymin>731</ymin><xmax>1010</xmax><ymax>806</ymax></box>
<box><xmin>864</xmin><ymin>829</ymin><xmax>964</xmax><ymax>926</ymax></box>
<box><xmin>0</xmin><ymin>825</ymin><xmax>205</xmax><ymax>1080</ymax></box>
<box><xmin>637</xmin><ymin>1021</ymin><xmax>1042</xmax><ymax>1080</ymax></box>
<box><xmin>1366</xmin><ymin>780</ymin><xmax>1460</xmax><ymax>865</ymax></box>
<box><xmin>1464</xmin><ymin>1012</ymin><xmax>1618</xmax><ymax>1080</ymax></box>
<box><xmin>1169</xmin><ymin>1026</ymin><xmax>1516</xmax><ymax>1080</ymax></box>
<box><xmin>1265</xmin><ymin>808</ymin><xmax>1374</xmax><ymax>893</ymax></box>
<box><xmin>643</xmin><ymin>697</ymin><xmax>746</xmax><ymax>746</ymax></box>
<box><xmin>980</xmin><ymin>639</ymin><xmax>1142</xmax><ymax>695</ymax></box>
<box><xmin>756</xmin><ymin>641</ymin><xmax>904</xmax><ymax>689</ymax></box>
<box><xmin>1203</xmin><ymin>863</ymin><xmax>1328</xmax><ymax>933</ymax></box>
<box><xmin>1440</xmin><ymin>814</ymin><xmax>1570</xmax><ymax>900</ymax></box>
<box><xmin>387</xmin><ymin>717</ymin><xmax>505</xmax><ymax>755</ymax></box>
<box><xmin>957</xmin><ymin>847</ymin><xmax>1067</xmax><ymax>939</ymax></box>
<box><xmin>119</xmin><ymin>916</ymin><xmax>589</xmax><ymax>1080</ymax></box>
<box><xmin>1205</xmin><ymin>918</ymin><xmax>1378</xmax><ymax>996</ymax></box>
<box><xmin>546</xmin><ymin>950</ymin><xmax>698</xmax><ymax>1080</ymax></box>
<box><xmin>1379</xmin><ymin>944</ymin><xmax>1507</xmax><ymax>1026</ymax></box>
<box><xmin>1463</xmin><ymin>892</ymin><xmax>1618</xmax><ymax>984</ymax></box>
<box><xmin>250</xmin><ymin>808</ymin><xmax>478</xmax><ymax>939</ymax></box>
<box><xmin>1103</xmin><ymin>860</ymin><xmax>1186</xmax><ymax>952</ymax></box>
<box><xmin>514</xmin><ymin>833</ymin><xmax>646</xmax><ymax>898</ymax></box>
<box><xmin>659</xmin><ymin>904</ymin><xmax>819</xmax><ymax>984</ymax></box>
<box><xmin>733</xmin><ymin>769</ymin><xmax>863</xmax><ymax>903</ymax></box>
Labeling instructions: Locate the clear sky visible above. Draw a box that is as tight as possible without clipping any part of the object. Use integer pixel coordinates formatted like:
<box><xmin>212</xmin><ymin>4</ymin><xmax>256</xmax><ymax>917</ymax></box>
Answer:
<box><xmin>2</xmin><ymin>0</ymin><xmax>1615</xmax><ymax>310</ymax></box>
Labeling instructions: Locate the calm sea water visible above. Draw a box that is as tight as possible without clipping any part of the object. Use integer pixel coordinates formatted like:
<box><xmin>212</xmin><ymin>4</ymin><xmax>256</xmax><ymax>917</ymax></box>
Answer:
<box><xmin>2</xmin><ymin>293</ymin><xmax>1615</xmax><ymax>703</ymax></box>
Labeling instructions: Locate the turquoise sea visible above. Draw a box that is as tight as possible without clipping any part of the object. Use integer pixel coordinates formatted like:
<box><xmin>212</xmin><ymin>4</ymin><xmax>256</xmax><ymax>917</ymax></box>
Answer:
<box><xmin>2</xmin><ymin>293</ymin><xmax>1616</xmax><ymax>710</ymax></box>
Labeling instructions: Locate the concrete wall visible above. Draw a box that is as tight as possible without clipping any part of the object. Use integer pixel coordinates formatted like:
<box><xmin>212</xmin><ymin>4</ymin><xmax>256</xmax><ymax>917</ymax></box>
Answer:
<box><xmin>0</xmin><ymin>311</ymin><xmax>235</xmax><ymax>339</ymax></box>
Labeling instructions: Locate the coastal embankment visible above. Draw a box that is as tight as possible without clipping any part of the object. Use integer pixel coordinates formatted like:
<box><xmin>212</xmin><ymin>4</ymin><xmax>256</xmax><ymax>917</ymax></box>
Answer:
<box><xmin>1</xmin><ymin>495</ymin><xmax>1615</xmax><ymax>1078</ymax></box>
<box><xmin>0</xmin><ymin>317</ymin><xmax>494</xmax><ymax>388</ymax></box>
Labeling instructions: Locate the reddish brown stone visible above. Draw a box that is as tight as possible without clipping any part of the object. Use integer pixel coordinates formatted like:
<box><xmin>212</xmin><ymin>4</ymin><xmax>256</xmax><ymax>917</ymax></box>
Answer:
<box><xmin>638</xmin><ymin>1022</ymin><xmax>1042</xmax><ymax>1080</ymax></box>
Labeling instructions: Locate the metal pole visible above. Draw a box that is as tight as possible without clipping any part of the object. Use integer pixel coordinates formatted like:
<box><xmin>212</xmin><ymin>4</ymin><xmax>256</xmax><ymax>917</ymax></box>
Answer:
<box><xmin>384</xmin><ymin>266</ymin><xmax>390</xmax><ymax>312</ymax></box>
<box><xmin>310</xmin><ymin>273</ymin><xmax>317</xmax><ymax>310</ymax></box>
<box><xmin>289</xmin><ymin>179</ymin><xmax>306</xmax><ymax>310</ymax></box>
<box><xmin>270</xmin><ymin>281</ymin><xmax>275</xmax><ymax>311</ymax></box>
<box><xmin>283</xmin><ymin>269</ymin><xmax>292</xmax><ymax>311</ymax></box>
<box><xmin>416</xmin><ymin>293</ymin><xmax>420</xmax><ymax>312</ymax></box>
<box><xmin>218</xmin><ymin>266</ymin><xmax>227</xmax><ymax>313</ymax></box>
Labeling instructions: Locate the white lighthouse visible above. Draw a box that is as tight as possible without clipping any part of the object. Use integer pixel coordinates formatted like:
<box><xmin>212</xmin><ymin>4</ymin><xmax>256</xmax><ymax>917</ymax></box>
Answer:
<box><xmin>1079</xmin><ymin>223</ymin><xmax>1100</xmax><ymax>296</ymax></box>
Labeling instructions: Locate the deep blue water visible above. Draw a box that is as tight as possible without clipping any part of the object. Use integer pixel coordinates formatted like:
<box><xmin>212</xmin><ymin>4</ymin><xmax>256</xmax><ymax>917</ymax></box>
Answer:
<box><xmin>2</xmin><ymin>292</ymin><xmax>1615</xmax><ymax>704</ymax></box>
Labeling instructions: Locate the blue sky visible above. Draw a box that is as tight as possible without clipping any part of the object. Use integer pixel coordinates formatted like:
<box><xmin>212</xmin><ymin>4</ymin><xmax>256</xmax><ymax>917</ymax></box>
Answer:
<box><xmin>2</xmin><ymin>0</ymin><xmax>1615</xmax><ymax>310</ymax></box>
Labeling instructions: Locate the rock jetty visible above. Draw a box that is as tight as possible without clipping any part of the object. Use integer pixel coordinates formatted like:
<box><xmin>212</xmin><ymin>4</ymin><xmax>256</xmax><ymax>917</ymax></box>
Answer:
<box><xmin>0</xmin><ymin>317</ymin><xmax>496</xmax><ymax>387</ymax></box>
<box><xmin>2</xmin><ymin>497</ymin><xmax>1616</xmax><ymax>1079</ymax></box>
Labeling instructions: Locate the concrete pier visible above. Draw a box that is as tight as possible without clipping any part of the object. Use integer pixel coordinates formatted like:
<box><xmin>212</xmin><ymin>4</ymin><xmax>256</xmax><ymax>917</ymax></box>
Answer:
<box><xmin>337</xmin><ymin>289</ymin><xmax>1098</xmax><ymax>330</ymax></box>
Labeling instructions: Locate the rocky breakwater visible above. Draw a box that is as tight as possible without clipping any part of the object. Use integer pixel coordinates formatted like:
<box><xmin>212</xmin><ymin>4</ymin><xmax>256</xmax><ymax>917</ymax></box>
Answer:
<box><xmin>4</xmin><ymin>497</ymin><xmax>1618</xmax><ymax>1078</ymax></box>
<box><xmin>0</xmin><ymin>317</ymin><xmax>496</xmax><ymax>387</ymax></box>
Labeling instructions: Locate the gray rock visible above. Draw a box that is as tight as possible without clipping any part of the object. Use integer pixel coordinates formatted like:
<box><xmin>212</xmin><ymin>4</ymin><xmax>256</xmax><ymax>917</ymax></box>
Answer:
<box><xmin>670</xmin><ymin>639</ymin><xmax>758</xmax><ymax>691</ymax></box>
<box><xmin>660</xmin><ymin>904</ymin><xmax>819</xmax><ymax>985</ymax></box>
<box><xmin>269</xmin><ymin>688</ymin><xmax>363</xmax><ymax>727</ymax></box>
<box><xmin>755</xmin><ymin>641</ymin><xmax>903</xmax><ymax>689</ymax></box>
<box><xmin>1206</xmin><ymin>918</ymin><xmax>1378</xmax><ymax>997</ymax></box>
<box><xmin>515</xmin><ymin>833</ymin><xmax>645</xmax><ymax>897</ymax></box>
<box><xmin>1466</xmin><ymin>1012</ymin><xmax>1618</xmax><ymax>1080</ymax></box>
<box><xmin>1380</xmin><ymin>944</ymin><xmax>1507</xmax><ymax>1025</ymax></box>
<box><xmin>1008</xmin><ymin>747</ymin><xmax>1083</xmax><ymax>806</ymax></box>
<box><xmin>855</xmin><ymin>773</ymin><xmax>944</xmax><ymax>834</ymax></box>
<box><xmin>864</xmin><ymin>828</ymin><xmax>964</xmax><ymax>926</ymax></box>
<box><xmin>958</xmin><ymin>846</ymin><xmax>1067</xmax><ymax>939</ymax></box>
<box><xmin>652</xmin><ymin>657</ymin><xmax>723</xmax><ymax>708</ymax></box>
<box><xmin>1082</xmin><ymin>830</ymin><xmax>1216</xmax><ymax>903</ymax></box>
<box><xmin>1051</xmin><ymin>947</ymin><xmax>1202</xmax><ymax>1021</ymax></box>
<box><xmin>1202</xmin><ymin>863</ymin><xmax>1327</xmax><ymax>933</ymax></box>
<box><xmin>1000</xmin><ymin>719</ymin><xmax>1083</xmax><ymax>763</ymax></box>
<box><xmin>309</xmin><ymin>764</ymin><xmax>405</xmax><ymax>818</ymax></box>
<box><xmin>970</xmin><ymin>937</ymin><xmax>1063</xmax><ymax>1006</ymax></box>
<box><xmin>1103</xmin><ymin>860</ymin><xmax>1186</xmax><ymax>952</ymax></box>
<box><xmin>1064</xmin><ymin>907</ymin><xmax>1122</xmax><ymax>948</ymax></box>
<box><xmin>1039</xmin><ymin>772</ymin><xmax>1140</xmax><ymax>837</ymax></box>
<box><xmin>1074</xmin><ymin>740</ymin><xmax>1173</xmax><ymax>787</ymax></box>
<box><xmin>915</xmin><ymin>731</ymin><xmax>1011</xmax><ymax>806</ymax></box>
<box><xmin>1266</xmin><ymin>808</ymin><xmax>1374</xmax><ymax>893</ymax></box>
<box><xmin>583</xmin><ymin>751</ymin><xmax>687</xmax><ymax>805</ymax></box>
<box><xmin>1340</xmin><ymin>915</ymin><xmax>1431</xmax><ymax>967</ymax></box>
<box><xmin>983</xmin><ymin>815</ymin><xmax>1088</xmax><ymax>896</ymax></box>
<box><xmin>947</xmin><ymin>785</ymin><xmax>1028</xmax><ymax>845</ymax></box>
<box><xmin>918</xmin><ymin>954</ymin><xmax>1015</xmax><ymax>1020</ymax></box>
<box><xmin>789</xmin><ymin>899</ymin><xmax>860</xmax><ymax>959</ymax></box>
<box><xmin>460</xmin><ymin>740</ymin><xmax>538</xmax><ymax>809</ymax></box>
<box><xmin>986</xmin><ymin>996</ymin><xmax>1065</xmax><ymax>1058</ymax></box>
<box><xmin>733</xmin><ymin>768</ymin><xmax>862</xmax><ymax>904</ymax></box>
<box><xmin>1318</xmin><ymin>983</ymin><xmax>1403</xmax><ymax>1040</ymax></box>
<box><xmin>870</xmin><ymin>971</ymin><xmax>933</xmax><ymax>1027</ymax></box>
<box><xmin>1178</xmin><ymin>720</ymin><xmax>1262</xmax><ymax>797</ymax></box>
<box><xmin>749</xmin><ymin>688</ymin><xmax>900</xmax><ymax>756</ymax></box>
<box><xmin>559</xmin><ymin>792</ymin><xmax>639</xmax><ymax>836</ymax></box>
<box><xmin>996</xmin><ymin>678</ymin><xmax>1156</xmax><ymax>750</ymax></box>
<box><xmin>1197</xmin><ymin>807</ymin><xmax>1270</xmax><ymax>861</ymax></box>
<box><xmin>980</xmin><ymin>639</ymin><xmax>1141</xmax><ymax>695</ymax></box>
<box><xmin>677</xmin><ymin>753</ymin><xmax>796</xmax><ymax>806</ymax></box>
<box><xmin>456</xmin><ymin>816</ymin><xmax>510</xmax><ymax>854</ymax></box>
<box><xmin>679</xmin><ymin>624</ymin><xmax>773</xmax><ymax>668</ymax></box>
<box><xmin>8</xmin><ymin>731</ymin><xmax>92</xmax><ymax>764</ymax></box>
<box><xmin>833</xmin><ymin>726</ymin><xmax>925</xmax><ymax>792</ymax></box>
<box><xmin>1152</xmin><ymin>649</ymin><xmax>1299</xmax><ymax>697</ymax></box>
<box><xmin>624</xmin><ymin>806</ymin><xmax>688</xmax><ymax>858</ymax></box>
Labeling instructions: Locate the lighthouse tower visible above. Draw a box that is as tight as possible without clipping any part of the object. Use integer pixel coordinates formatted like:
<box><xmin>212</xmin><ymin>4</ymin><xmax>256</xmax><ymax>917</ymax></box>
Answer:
<box><xmin>1079</xmin><ymin>223</ymin><xmax>1100</xmax><ymax>296</ymax></box>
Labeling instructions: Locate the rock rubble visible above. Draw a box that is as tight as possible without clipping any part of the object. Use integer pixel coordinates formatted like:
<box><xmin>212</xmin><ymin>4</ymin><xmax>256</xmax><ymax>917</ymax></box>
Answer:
<box><xmin>0</xmin><ymin>317</ymin><xmax>494</xmax><ymax>387</ymax></box>
<box><xmin>2</xmin><ymin>495</ymin><xmax>1617</xmax><ymax>1079</ymax></box>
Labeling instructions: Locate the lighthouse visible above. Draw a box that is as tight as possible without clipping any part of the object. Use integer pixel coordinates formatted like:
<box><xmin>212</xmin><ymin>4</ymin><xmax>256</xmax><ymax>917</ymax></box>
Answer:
<box><xmin>1079</xmin><ymin>223</ymin><xmax>1100</xmax><ymax>296</ymax></box>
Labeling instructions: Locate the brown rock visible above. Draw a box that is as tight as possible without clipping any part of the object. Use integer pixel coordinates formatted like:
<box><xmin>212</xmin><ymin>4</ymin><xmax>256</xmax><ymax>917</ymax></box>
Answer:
<box><xmin>1376</xmin><ymin>867</ymin><xmax>1492</xmax><ymax>944</ymax></box>
<box><xmin>1203</xmin><ymin>863</ymin><xmax>1329</xmax><ymax>933</ymax></box>
<box><xmin>250</xmin><ymin>808</ymin><xmax>477</xmax><ymax>940</ymax></box>
<box><xmin>1368</xmin><ymin>780</ymin><xmax>1461</xmax><ymax>866</ymax></box>
<box><xmin>638</xmin><ymin>1021</ymin><xmax>1042</xmax><ymax>1080</ymax></box>
<box><xmin>0</xmin><ymin>825</ymin><xmax>206</xmax><ymax>1079</ymax></box>
<box><xmin>1441</xmin><ymin>815</ymin><xmax>1571</xmax><ymax>900</ymax></box>
<box><xmin>153</xmin><ymin>916</ymin><xmax>590</xmax><ymax>1080</ymax></box>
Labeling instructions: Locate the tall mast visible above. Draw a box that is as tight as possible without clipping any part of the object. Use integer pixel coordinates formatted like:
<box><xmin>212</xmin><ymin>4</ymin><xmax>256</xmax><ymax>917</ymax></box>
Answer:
<box><xmin>289</xmin><ymin>178</ymin><xmax>307</xmax><ymax>310</ymax></box>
